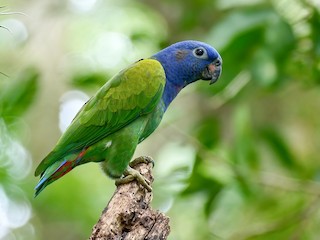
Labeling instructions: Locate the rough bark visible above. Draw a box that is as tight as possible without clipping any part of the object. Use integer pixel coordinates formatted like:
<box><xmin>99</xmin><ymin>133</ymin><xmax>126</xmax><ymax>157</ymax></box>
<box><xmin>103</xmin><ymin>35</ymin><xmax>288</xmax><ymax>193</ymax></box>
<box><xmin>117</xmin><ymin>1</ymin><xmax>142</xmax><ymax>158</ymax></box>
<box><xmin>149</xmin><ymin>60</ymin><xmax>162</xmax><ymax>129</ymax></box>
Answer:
<box><xmin>89</xmin><ymin>157</ymin><xmax>170</xmax><ymax>240</ymax></box>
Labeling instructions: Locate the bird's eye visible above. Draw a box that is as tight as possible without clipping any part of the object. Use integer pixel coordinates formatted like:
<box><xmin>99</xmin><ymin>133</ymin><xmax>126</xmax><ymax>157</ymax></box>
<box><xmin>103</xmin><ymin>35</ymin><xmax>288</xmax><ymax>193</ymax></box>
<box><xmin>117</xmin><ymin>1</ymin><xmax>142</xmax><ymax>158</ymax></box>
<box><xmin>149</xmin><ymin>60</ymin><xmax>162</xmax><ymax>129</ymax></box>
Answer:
<box><xmin>193</xmin><ymin>47</ymin><xmax>208</xmax><ymax>59</ymax></box>
<box><xmin>195</xmin><ymin>48</ymin><xmax>204</xmax><ymax>56</ymax></box>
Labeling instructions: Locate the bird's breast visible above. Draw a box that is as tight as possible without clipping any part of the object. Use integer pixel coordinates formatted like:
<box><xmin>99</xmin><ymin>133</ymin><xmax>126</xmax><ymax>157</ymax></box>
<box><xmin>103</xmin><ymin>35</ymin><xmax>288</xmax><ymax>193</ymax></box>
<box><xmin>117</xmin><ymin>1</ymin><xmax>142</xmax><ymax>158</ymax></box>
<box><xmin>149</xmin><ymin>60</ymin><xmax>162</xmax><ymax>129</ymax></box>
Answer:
<box><xmin>138</xmin><ymin>101</ymin><xmax>166</xmax><ymax>143</ymax></box>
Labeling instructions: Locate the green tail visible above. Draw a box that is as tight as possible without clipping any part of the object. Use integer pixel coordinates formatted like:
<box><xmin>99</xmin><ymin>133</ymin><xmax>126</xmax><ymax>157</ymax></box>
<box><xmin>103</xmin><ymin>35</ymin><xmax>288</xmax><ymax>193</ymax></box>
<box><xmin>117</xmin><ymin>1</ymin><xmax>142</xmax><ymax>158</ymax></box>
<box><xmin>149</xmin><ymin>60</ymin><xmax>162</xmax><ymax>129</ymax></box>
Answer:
<box><xmin>34</xmin><ymin>152</ymin><xmax>80</xmax><ymax>197</ymax></box>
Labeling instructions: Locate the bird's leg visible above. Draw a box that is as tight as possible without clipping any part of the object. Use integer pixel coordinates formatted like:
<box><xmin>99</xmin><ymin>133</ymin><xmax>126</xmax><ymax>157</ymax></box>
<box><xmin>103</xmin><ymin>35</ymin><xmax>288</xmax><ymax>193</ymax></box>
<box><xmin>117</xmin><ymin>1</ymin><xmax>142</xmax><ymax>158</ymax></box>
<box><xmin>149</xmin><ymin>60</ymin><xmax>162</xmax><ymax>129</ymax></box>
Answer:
<box><xmin>115</xmin><ymin>156</ymin><xmax>154</xmax><ymax>191</ymax></box>
<box><xmin>129</xmin><ymin>156</ymin><xmax>154</xmax><ymax>168</ymax></box>
<box><xmin>115</xmin><ymin>166</ymin><xmax>152</xmax><ymax>191</ymax></box>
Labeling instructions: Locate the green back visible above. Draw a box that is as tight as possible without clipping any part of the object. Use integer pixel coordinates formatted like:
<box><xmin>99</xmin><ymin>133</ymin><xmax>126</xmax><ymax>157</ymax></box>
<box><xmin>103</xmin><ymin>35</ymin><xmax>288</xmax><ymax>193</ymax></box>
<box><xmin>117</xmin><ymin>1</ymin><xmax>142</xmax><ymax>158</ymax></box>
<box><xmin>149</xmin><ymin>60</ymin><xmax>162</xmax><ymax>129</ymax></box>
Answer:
<box><xmin>35</xmin><ymin>59</ymin><xmax>165</xmax><ymax>176</ymax></box>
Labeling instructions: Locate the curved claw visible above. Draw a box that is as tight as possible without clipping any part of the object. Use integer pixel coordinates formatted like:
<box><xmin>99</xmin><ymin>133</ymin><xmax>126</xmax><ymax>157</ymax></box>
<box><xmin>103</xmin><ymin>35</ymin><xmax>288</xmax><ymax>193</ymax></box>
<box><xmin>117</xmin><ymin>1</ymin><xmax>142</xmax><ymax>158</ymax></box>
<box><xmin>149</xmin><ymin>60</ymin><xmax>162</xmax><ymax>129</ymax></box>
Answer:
<box><xmin>115</xmin><ymin>167</ymin><xmax>152</xmax><ymax>192</ymax></box>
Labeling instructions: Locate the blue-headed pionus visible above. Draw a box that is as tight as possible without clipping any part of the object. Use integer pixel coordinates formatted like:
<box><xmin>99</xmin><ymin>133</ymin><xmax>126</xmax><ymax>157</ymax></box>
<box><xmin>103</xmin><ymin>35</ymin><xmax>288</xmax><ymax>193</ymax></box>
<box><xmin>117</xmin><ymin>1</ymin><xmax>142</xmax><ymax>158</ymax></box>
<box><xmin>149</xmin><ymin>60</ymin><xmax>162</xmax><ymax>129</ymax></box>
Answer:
<box><xmin>34</xmin><ymin>40</ymin><xmax>222</xmax><ymax>196</ymax></box>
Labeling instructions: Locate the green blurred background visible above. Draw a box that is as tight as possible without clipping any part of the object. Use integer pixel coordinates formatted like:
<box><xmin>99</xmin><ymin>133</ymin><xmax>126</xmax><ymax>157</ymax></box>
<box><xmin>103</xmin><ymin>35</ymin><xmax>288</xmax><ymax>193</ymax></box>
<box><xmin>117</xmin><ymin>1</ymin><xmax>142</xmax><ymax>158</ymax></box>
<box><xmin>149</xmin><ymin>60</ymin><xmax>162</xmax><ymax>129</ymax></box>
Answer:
<box><xmin>1</xmin><ymin>0</ymin><xmax>320</xmax><ymax>239</ymax></box>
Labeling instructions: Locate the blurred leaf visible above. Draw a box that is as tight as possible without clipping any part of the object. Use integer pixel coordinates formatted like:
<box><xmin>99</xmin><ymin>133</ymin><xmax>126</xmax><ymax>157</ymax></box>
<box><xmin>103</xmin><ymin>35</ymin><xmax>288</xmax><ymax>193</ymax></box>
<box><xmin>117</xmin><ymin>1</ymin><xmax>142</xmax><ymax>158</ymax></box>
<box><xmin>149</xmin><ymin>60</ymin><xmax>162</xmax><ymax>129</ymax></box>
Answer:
<box><xmin>206</xmin><ymin>7</ymin><xmax>296</xmax><ymax>94</ymax></box>
<box><xmin>193</xmin><ymin>116</ymin><xmax>220</xmax><ymax>149</ymax></box>
<box><xmin>310</xmin><ymin>8</ymin><xmax>320</xmax><ymax>84</ymax></box>
<box><xmin>208</xmin><ymin>7</ymin><xmax>274</xmax><ymax>50</ymax></box>
<box><xmin>181</xmin><ymin>155</ymin><xmax>224</xmax><ymax>217</ymax></box>
<box><xmin>263</xmin><ymin>16</ymin><xmax>295</xmax><ymax>88</ymax></box>
<box><xmin>0</xmin><ymin>67</ymin><xmax>39</xmax><ymax>121</ymax></box>
<box><xmin>264</xmin><ymin>16</ymin><xmax>295</xmax><ymax>62</ymax></box>
<box><xmin>232</xmin><ymin>104</ymin><xmax>259</xmax><ymax>168</ymax></box>
<box><xmin>251</xmin><ymin>48</ymin><xmax>277</xmax><ymax>87</ymax></box>
<box><xmin>311</xmin><ymin>9</ymin><xmax>320</xmax><ymax>57</ymax></box>
<box><xmin>260</xmin><ymin>127</ymin><xmax>299</xmax><ymax>170</ymax></box>
<box><xmin>71</xmin><ymin>72</ymin><xmax>110</xmax><ymax>89</ymax></box>
<box><xmin>202</xmin><ymin>27</ymin><xmax>264</xmax><ymax>95</ymax></box>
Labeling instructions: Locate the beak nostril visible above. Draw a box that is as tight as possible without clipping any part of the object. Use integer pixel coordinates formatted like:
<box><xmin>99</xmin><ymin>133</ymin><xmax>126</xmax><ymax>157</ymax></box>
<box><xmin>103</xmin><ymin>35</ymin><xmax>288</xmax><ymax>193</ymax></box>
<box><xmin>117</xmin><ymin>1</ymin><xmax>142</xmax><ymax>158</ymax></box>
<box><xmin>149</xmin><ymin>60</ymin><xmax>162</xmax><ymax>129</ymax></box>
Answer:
<box><xmin>215</xmin><ymin>59</ymin><xmax>221</xmax><ymax>67</ymax></box>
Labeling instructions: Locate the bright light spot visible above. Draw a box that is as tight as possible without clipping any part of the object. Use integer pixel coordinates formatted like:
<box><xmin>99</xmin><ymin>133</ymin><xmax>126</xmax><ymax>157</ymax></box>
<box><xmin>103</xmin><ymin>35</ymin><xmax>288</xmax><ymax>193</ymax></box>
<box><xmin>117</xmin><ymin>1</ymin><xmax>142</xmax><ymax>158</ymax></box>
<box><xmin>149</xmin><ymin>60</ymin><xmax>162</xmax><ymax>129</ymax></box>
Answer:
<box><xmin>0</xmin><ymin>19</ymin><xmax>28</xmax><ymax>44</ymax></box>
<box><xmin>310</xmin><ymin>0</ymin><xmax>320</xmax><ymax>9</ymax></box>
<box><xmin>0</xmin><ymin>224</ymin><xmax>9</xmax><ymax>239</ymax></box>
<box><xmin>69</xmin><ymin>0</ymin><xmax>97</xmax><ymax>12</ymax></box>
<box><xmin>0</xmin><ymin>120</ymin><xmax>33</xmax><ymax>239</ymax></box>
<box><xmin>7</xmin><ymin>140</ymin><xmax>32</xmax><ymax>180</ymax></box>
<box><xmin>0</xmin><ymin>187</ymin><xmax>10</xmax><ymax>239</ymax></box>
<box><xmin>91</xmin><ymin>32</ymin><xmax>132</xmax><ymax>69</ymax></box>
<box><xmin>0</xmin><ymin>186</ymin><xmax>31</xmax><ymax>236</ymax></box>
<box><xmin>7</xmin><ymin>200</ymin><xmax>31</xmax><ymax>228</ymax></box>
<box><xmin>0</xmin><ymin>120</ymin><xmax>32</xmax><ymax>180</ymax></box>
<box><xmin>59</xmin><ymin>90</ymin><xmax>90</xmax><ymax>133</ymax></box>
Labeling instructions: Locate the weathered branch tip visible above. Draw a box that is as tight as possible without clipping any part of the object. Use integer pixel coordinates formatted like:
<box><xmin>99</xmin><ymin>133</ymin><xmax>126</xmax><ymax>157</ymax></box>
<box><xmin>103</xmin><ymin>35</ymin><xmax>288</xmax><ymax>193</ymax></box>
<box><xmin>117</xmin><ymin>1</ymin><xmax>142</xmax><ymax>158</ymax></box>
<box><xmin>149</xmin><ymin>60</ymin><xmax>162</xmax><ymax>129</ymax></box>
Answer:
<box><xmin>89</xmin><ymin>156</ymin><xmax>170</xmax><ymax>240</ymax></box>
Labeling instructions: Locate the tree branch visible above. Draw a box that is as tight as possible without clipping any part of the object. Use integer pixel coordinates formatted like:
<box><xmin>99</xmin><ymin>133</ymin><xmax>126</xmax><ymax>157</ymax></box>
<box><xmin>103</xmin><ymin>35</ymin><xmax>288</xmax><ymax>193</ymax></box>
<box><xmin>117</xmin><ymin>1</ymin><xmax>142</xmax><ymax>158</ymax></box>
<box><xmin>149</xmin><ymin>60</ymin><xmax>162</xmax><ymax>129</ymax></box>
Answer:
<box><xmin>89</xmin><ymin>156</ymin><xmax>170</xmax><ymax>240</ymax></box>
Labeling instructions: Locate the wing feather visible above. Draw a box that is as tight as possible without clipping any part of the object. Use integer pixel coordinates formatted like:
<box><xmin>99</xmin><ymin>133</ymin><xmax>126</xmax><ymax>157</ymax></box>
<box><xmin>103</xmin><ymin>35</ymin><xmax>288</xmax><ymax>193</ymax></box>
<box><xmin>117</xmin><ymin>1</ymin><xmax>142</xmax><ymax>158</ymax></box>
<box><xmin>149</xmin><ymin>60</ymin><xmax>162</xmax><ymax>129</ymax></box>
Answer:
<box><xmin>35</xmin><ymin>59</ymin><xmax>165</xmax><ymax>176</ymax></box>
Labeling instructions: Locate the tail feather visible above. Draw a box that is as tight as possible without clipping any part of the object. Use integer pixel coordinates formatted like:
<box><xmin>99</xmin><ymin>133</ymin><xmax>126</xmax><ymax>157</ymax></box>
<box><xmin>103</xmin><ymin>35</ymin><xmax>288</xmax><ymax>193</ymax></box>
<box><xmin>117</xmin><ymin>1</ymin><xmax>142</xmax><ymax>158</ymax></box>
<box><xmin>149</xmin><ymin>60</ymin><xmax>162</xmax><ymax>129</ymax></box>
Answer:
<box><xmin>34</xmin><ymin>158</ymin><xmax>75</xmax><ymax>197</ymax></box>
<box><xmin>35</xmin><ymin>155</ymin><xmax>79</xmax><ymax>197</ymax></box>
<box><xmin>35</xmin><ymin>148</ymin><xmax>89</xmax><ymax>197</ymax></box>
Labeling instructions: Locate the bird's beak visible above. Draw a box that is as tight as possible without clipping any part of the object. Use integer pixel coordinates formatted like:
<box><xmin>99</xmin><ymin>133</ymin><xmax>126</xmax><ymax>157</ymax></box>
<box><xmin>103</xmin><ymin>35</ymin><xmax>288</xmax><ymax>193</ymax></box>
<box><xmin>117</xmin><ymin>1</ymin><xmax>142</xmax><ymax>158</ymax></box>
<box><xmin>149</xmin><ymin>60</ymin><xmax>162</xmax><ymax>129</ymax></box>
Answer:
<box><xmin>202</xmin><ymin>58</ymin><xmax>222</xmax><ymax>85</ymax></box>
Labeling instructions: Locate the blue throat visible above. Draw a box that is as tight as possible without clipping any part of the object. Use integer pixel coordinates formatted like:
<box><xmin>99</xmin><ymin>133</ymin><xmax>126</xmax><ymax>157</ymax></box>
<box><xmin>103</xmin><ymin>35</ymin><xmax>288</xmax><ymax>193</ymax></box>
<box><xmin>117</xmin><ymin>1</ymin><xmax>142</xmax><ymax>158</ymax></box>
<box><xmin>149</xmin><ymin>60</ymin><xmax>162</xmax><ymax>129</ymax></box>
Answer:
<box><xmin>151</xmin><ymin>54</ymin><xmax>190</xmax><ymax>111</ymax></box>
<box><xmin>161</xmin><ymin>80</ymin><xmax>183</xmax><ymax>111</ymax></box>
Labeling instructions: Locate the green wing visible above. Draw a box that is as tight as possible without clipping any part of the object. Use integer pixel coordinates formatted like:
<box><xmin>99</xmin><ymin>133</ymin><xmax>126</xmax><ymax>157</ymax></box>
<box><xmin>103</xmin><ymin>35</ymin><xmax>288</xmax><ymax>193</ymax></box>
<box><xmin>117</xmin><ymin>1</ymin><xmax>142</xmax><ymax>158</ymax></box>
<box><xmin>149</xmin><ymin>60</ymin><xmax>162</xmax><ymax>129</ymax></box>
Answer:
<box><xmin>35</xmin><ymin>59</ymin><xmax>165</xmax><ymax>176</ymax></box>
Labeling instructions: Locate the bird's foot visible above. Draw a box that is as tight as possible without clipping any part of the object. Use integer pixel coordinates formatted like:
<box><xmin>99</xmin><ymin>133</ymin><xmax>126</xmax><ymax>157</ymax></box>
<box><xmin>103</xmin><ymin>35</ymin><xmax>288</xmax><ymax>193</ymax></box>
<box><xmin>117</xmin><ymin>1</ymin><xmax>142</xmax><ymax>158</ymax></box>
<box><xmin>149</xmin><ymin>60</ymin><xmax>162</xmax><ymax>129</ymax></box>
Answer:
<box><xmin>129</xmin><ymin>156</ymin><xmax>154</xmax><ymax>168</ymax></box>
<box><xmin>115</xmin><ymin>166</ymin><xmax>152</xmax><ymax>192</ymax></box>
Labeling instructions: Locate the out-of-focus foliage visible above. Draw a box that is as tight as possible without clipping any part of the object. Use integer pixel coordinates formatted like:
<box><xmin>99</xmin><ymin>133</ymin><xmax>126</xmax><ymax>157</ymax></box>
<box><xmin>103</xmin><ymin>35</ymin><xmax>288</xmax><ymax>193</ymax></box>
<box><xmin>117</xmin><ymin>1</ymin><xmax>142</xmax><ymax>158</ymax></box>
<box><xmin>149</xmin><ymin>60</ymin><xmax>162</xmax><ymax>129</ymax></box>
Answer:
<box><xmin>0</xmin><ymin>68</ymin><xmax>39</xmax><ymax>122</ymax></box>
<box><xmin>0</xmin><ymin>68</ymin><xmax>39</xmax><ymax>239</ymax></box>
<box><xmin>0</xmin><ymin>0</ymin><xmax>320</xmax><ymax>240</ymax></box>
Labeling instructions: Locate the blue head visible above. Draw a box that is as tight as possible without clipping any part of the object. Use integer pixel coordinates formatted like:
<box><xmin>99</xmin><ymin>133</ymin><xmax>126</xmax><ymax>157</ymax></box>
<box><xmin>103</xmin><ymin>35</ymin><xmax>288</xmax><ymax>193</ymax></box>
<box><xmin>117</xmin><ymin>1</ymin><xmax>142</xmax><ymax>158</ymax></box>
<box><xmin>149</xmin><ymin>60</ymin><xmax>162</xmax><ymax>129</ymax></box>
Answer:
<box><xmin>151</xmin><ymin>40</ymin><xmax>222</xmax><ymax>108</ymax></box>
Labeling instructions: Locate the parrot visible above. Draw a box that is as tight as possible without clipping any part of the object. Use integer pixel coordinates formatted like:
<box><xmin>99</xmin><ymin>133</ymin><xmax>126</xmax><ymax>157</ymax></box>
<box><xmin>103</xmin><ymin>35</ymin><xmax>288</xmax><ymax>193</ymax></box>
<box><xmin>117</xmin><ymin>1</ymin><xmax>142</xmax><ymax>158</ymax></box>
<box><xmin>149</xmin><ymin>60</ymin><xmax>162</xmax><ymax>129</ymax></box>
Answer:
<box><xmin>34</xmin><ymin>40</ymin><xmax>222</xmax><ymax>196</ymax></box>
